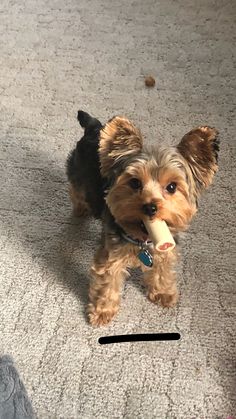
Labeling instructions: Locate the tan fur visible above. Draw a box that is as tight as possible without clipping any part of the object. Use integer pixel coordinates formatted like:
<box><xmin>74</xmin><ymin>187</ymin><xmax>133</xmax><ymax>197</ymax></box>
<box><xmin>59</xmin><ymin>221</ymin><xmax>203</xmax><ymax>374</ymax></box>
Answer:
<box><xmin>69</xmin><ymin>183</ymin><xmax>90</xmax><ymax>216</ymax></box>
<box><xmin>99</xmin><ymin>116</ymin><xmax>143</xmax><ymax>177</ymax></box>
<box><xmin>142</xmin><ymin>250</ymin><xmax>178</xmax><ymax>307</ymax></box>
<box><xmin>88</xmin><ymin>240</ymin><xmax>178</xmax><ymax>326</ymax></box>
<box><xmin>177</xmin><ymin>126</ymin><xmax>219</xmax><ymax>192</ymax></box>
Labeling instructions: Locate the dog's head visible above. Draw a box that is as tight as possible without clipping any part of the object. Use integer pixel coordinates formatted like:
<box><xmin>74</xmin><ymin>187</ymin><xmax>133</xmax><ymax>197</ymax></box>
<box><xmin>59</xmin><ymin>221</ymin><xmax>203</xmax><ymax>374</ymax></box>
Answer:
<box><xmin>99</xmin><ymin>116</ymin><xmax>219</xmax><ymax>240</ymax></box>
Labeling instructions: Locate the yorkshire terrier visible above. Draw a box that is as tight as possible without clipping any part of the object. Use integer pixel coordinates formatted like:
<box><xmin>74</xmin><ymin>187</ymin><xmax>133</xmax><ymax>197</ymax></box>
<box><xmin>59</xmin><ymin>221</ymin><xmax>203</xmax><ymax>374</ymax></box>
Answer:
<box><xmin>66</xmin><ymin>110</ymin><xmax>219</xmax><ymax>326</ymax></box>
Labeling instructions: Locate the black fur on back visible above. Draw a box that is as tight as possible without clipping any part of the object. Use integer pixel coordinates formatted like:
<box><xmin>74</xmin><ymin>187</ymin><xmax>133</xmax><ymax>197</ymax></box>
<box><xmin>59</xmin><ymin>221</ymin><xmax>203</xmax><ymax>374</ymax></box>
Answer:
<box><xmin>66</xmin><ymin>111</ymin><xmax>105</xmax><ymax>218</ymax></box>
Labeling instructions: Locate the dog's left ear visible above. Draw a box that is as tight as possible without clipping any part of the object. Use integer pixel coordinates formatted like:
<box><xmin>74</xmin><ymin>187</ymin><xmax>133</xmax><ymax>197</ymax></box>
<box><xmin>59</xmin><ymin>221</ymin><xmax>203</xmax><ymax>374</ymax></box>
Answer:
<box><xmin>99</xmin><ymin>116</ymin><xmax>143</xmax><ymax>177</ymax></box>
<box><xmin>177</xmin><ymin>126</ymin><xmax>219</xmax><ymax>193</ymax></box>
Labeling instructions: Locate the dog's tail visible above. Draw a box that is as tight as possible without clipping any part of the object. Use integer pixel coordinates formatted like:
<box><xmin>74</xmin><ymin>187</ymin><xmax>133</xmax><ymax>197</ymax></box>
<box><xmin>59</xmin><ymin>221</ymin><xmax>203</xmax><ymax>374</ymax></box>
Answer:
<box><xmin>77</xmin><ymin>110</ymin><xmax>102</xmax><ymax>133</ymax></box>
<box><xmin>77</xmin><ymin>110</ymin><xmax>92</xmax><ymax>128</ymax></box>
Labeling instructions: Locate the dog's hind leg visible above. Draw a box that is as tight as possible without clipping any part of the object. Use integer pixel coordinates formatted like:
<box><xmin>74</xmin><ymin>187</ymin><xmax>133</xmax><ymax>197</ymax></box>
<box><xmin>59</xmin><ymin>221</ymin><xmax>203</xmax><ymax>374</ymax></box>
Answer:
<box><xmin>68</xmin><ymin>183</ymin><xmax>90</xmax><ymax>217</ymax></box>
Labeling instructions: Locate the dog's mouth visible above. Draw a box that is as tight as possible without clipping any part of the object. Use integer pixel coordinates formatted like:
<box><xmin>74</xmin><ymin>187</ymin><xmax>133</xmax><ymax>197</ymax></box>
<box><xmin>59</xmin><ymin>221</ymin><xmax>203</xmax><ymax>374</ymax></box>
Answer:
<box><xmin>122</xmin><ymin>220</ymin><xmax>149</xmax><ymax>241</ymax></box>
<box><xmin>122</xmin><ymin>219</ymin><xmax>173</xmax><ymax>242</ymax></box>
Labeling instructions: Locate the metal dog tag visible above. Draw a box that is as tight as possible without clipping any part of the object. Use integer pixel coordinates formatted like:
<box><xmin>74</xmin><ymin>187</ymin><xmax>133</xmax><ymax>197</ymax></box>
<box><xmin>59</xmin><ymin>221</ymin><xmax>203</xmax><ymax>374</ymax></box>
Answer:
<box><xmin>138</xmin><ymin>249</ymin><xmax>153</xmax><ymax>268</ymax></box>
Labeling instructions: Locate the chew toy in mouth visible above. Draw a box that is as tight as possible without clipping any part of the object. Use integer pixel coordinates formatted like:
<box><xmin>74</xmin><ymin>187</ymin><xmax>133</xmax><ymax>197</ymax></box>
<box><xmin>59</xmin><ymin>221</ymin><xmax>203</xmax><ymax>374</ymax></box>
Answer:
<box><xmin>143</xmin><ymin>218</ymin><xmax>176</xmax><ymax>252</ymax></box>
<box><xmin>158</xmin><ymin>242</ymin><xmax>174</xmax><ymax>251</ymax></box>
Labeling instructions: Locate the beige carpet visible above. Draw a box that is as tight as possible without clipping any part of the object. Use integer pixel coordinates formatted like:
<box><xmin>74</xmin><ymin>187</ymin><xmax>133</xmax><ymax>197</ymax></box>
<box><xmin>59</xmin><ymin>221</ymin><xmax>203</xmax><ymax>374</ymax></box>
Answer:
<box><xmin>0</xmin><ymin>0</ymin><xmax>235</xmax><ymax>417</ymax></box>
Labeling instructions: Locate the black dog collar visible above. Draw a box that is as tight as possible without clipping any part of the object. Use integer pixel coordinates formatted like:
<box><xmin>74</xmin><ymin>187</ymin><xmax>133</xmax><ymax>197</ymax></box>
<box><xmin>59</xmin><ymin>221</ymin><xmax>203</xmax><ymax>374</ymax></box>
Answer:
<box><xmin>120</xmin><ymin>230</ymin><xmax>153</xmax><ymax>248</ymax></box>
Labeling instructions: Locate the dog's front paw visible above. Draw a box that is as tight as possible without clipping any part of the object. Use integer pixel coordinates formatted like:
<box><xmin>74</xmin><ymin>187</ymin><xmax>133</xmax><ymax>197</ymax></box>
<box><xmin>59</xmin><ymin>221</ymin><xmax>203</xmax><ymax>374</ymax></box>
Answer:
<box><xmin>147</xmin><ymin>290</ymin><xmax>178</xmax><ymax>308</ymax></box>
<box><xmin>87</xmin><ymin>303</ymin><xmax>119</xmax><ymax>326</ymax></box>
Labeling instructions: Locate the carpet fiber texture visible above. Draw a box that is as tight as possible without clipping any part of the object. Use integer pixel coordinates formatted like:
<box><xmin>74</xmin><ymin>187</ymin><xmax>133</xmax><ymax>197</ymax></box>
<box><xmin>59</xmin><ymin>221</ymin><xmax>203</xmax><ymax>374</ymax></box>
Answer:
<box><xmin>0</xmin><ymin>0</ymin><xmax>235</xmax><ymax>418</ymax></box>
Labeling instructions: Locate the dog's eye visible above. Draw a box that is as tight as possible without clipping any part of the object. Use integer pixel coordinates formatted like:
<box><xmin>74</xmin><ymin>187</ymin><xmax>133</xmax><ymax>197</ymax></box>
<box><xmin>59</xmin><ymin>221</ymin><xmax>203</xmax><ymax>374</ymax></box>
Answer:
<box><xmin>129</xmin><ymin>178</ymin><xmax>142</xmax><ymax>190</ymax></box>
<box><xmin>166</xmin><ymin>182</ymin><xmax>177</xmax><ymax>194</ymax></box>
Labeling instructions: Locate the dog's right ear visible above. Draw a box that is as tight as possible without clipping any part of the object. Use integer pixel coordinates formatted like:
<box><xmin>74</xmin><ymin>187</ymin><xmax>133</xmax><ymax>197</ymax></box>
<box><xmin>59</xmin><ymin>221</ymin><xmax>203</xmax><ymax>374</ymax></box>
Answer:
<box><xmin>99</xmin><ymin>116</ymin><xmax>143</xmax><ymax>177</ymax></box>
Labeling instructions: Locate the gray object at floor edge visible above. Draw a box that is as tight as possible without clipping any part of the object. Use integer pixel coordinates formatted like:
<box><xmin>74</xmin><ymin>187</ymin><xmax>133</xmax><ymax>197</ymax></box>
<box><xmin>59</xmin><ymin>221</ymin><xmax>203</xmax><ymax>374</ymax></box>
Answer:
<box><xmin>0</xmin><ymin>356</ymin><xmax>35</xmax><ymax>419</ymax></box>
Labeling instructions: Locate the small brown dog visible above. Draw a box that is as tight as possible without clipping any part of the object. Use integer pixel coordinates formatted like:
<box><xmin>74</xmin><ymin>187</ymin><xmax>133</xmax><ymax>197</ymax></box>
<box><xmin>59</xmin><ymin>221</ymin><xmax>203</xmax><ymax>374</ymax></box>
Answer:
<box><xmin>67</xmin><ymin>111</ymin><xmax>219</xmax><ymax>326</ymax></box>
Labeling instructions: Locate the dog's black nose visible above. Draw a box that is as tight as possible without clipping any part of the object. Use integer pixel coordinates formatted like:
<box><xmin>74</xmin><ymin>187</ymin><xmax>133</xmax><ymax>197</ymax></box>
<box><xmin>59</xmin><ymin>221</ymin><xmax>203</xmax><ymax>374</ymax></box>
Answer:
<box><xmin>142</xmin><ymin>203</ymin><xmax>157</xmax><ymax>216</ymax></box>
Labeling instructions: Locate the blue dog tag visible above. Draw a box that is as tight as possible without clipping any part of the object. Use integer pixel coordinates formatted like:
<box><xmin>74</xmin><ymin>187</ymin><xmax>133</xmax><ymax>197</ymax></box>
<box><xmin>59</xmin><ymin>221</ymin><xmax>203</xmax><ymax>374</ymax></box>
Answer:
<box><xmin>138</xmin><ymin>249</ymin><xmax>153</xmax><ymax>267</ymax></box>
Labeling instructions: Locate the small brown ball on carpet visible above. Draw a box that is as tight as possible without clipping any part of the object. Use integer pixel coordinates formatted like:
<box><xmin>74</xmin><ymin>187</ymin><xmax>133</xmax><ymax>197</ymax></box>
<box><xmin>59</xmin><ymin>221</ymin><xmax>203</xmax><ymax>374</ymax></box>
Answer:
<box><xmin>145</xmin><ymin>76</ymin><xmax>156</xmax><ymax>87</ymax></box>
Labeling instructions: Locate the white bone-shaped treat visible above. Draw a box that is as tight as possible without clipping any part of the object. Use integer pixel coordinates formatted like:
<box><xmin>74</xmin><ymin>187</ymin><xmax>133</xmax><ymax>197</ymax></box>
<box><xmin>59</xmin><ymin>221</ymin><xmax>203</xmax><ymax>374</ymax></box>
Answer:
<box><xmin>144</xmin><ymin>218</ymin><xmax>176</xmax><ymax>252</ymax></box>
